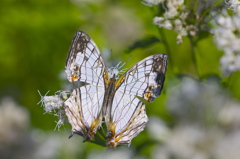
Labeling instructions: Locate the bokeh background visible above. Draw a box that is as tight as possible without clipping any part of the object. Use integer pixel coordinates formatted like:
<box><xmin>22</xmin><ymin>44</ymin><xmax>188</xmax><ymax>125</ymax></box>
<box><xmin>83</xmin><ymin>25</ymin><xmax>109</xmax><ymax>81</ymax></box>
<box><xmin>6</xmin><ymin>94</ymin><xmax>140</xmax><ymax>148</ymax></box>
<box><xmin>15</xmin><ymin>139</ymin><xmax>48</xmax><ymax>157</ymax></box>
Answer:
<box><xmin>1</xmin><ymin>0</ymin><xmax>240</xmax><ymax>159</ymax></box>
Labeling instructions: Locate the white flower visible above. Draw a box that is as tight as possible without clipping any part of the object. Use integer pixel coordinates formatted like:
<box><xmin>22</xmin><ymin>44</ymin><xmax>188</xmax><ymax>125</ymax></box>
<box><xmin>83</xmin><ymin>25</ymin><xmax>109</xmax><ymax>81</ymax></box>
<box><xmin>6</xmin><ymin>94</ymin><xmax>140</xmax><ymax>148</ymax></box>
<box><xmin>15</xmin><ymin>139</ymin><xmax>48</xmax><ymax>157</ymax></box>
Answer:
<box><xmin>38</xmin><ymin>91</ymin><xmax>67</xmax><ymax>112</ymax></box>
<box><xmin>164</xmin><ymin>7</ymin><xmax>178</xmax><ymax>19</ymax></box>
<box><xmin>179</xmin><ymin>28</ymin><xmax>187</xmax><ymax>36</ymax></box>
<box><xmin>213</xmin><ymin>10</ymin><xmax>240</xmax><ymax>75</ymax></box>
<box><xmin>153</xmin><ymin>16</ymin><xmax>165</xmax><ymax>26</ymax></box>
<box><xmin>147</xmin><ymin>116</ymin><xmax>170</xmax><ymax>142</ymax></box>
<box><xmin>142</xmin><ymin>0</ymin><xmax>164</xmax><ymax>7</ymax></box>
<box><xmin>164</xmin><ymin>0</ymin><xmax>184</xmax><ymax>18</ymax></box>
<box><xmin>163</xmin><ymin>20</ymin><xmax>173</xmax><ymax>29</ymax></box>
<box><xmin>218</xmin><ymin>103</ymin><xmax>240</xmax><ymax>127</ymax></box>
<box><xmin>151</xmin><ymin>0</ymin><xmax>199</xmax><ymax>43</ymax></box>
<box><xmin>0</xmin><ymin>98</ymin><xmax>29</xmax><ymax>144</ymax></box>
<box><xmin>180</xmin><ymin>11</ymin><xmax>188</xmax><ymax>20</ymax></box>
<box><xmin>166</xmin><ymin>77</ymin><xmax>228</xmax><ymax>122</ymax></box>
<box><xmin>214</xmin><ymin>130</ymin><xmax>240</xmax><ymax>159</ymax></box>
<box><xmin>38</xmin><ymin>90</ymin><xmax>70</xmax><ymax>129</ymax></box>
<box><xmin>152</xmin><ymin>124</ymin><xmax>217</xmax><ymax>159</ymax></box>
<box><xmin>174</xmin><ymin>19</ymin><xmax>183</xmax><ymax>30</ymax></box>
<box><xmin>87</xmin><ymin>148</ymin><xmax>133</xmax><ymax>159</ymax></box>
<box><xmin>153</xmin><ymin>16</ymin><xmax>165</xmax><ymax>24</ymax></box>
<box><xmin>153</xmin><ymin>17</ymin><xmax>173</xmax><ymax>29</ymax></box>
<box><xmin>187</xmin><ymin>25</ymin><xmax>197</xmax><ymax>36</ymax></box>
<box><xmin>176</xmin><ymin>35</ymin><xmax>183</xmax><ymax>44</ymax></box>
<box><xmin>225</xmin><ymin>0</ymin><xmax>240</xmax><ymax>12</ymax></box>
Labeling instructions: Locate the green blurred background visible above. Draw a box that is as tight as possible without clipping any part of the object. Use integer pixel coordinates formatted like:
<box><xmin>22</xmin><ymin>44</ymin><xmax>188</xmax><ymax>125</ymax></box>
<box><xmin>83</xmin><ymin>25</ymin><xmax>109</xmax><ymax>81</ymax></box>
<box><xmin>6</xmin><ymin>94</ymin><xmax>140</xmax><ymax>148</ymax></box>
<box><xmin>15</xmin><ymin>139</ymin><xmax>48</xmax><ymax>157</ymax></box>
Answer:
<box><xmin>1</xmin><ymin>0</ymin><xmax>240</xmax><ymax>159</ymax></box>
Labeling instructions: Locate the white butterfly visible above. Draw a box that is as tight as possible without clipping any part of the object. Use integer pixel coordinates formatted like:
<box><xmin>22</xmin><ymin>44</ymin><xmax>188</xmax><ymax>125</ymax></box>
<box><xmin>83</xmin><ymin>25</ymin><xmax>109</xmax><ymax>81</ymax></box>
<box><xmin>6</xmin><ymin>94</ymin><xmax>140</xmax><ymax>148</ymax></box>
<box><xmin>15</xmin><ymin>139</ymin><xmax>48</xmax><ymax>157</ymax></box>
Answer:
<box><xmin>64</xmin><ymin>31</ymin><xmax>168</xmax><ymax>147</ymax></box>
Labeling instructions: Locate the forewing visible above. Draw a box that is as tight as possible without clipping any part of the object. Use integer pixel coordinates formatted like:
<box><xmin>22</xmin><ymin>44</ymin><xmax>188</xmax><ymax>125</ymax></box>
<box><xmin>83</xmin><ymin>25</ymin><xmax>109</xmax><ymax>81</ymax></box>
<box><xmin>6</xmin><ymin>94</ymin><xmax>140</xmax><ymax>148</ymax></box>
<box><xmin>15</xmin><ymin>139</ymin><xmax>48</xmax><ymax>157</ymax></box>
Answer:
<box><xmin>106</xmin><ymin>92</ymin><xmax>148</xmax><ymax>147</ymax></box>
<box><xmin>64</xmin><ymin>85</ymin><xmax>104</xmax><ymax>141</ymax></box>
<box><xmin>65</xmin><ymin>31</ymin><xmax>107</xmax><ymax>85</ymax></box>
<box><xmin>117</xmin><ymin>54</ymin><xmax>168</xmax><ymax>102</ymax></box>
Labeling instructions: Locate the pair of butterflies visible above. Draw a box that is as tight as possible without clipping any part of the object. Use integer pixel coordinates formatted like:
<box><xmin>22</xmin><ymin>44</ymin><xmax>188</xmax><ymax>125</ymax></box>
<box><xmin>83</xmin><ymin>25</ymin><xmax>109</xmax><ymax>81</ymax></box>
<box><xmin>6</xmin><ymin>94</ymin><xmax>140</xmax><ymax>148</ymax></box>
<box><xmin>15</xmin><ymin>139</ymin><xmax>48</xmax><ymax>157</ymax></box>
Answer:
<box><xmin>64</xmin><ymin>31</ymin><xmax>168</xmax><ymax>147</ymax></box>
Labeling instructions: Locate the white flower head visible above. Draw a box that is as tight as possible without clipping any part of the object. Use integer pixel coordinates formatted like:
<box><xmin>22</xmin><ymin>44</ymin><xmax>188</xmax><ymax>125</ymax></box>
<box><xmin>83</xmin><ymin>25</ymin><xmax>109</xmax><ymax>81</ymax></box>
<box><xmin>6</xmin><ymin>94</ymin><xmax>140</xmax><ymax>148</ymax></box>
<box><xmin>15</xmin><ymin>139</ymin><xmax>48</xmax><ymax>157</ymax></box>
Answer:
<box><xmin>213</xmin><ymin>9</ymin><xmax>240</xmax><ymax>75</ymax></box>
<box><xmin>153</xmin><ymin>17</ymin><xmax>173</xmax><ymax>30</ymax></box>
<box><xmin>38</xmin><ymin>90</ymin><xmax>70</xmax><ymax>129</ymax></box>
<box><xmin>225</xmin><ymin>0</ymin><xmax>240</xmax><ymax>12</ymax></box>
<box><xmin>38</xmin><ymin>90</ymin><xmax>69</xmax><ymax>113</ymax></box>
<box><xmin>174</xmin><ymin>19</ymin><xmax>183</xmax><ymax>31</ymax></box>
<box><xmin>163</xmin><ymin>20</ymin><xmax>173</xmax><ymax>30</ymax></box>
<box><xmin>147</xmin><ymin>116</ymin><xmax>170</xmax><ymax>142</ymax></box>
<box><xmin>151</xmin><ymin>0</ymin><xmax>200</xmax><ymax>43</ymax></box>
<box><xmin>153</xmin><ymin>16</ymin><xmax>165</xmax><ymax>25</ymax></box>
<box><xmin>236</xmin><ymin>4</ymin><xmax>240</xmax><ymax>14</ymax></box>
<box><xmin>164</xmin><ymin>0</ymin><xmax>185</xmax><ymax>18</ymax></box>
<box><xmin>176</xmin><ymin>35</ymin><xmax>183</xmax><ymax>44</ymax></box>
<box><xmin>142</xmin><ymin>0</ymin><xmax>164</xmax><ymax>7</ymax></box>
<box><xmin>187</xmin><ymin>25</ymin><xmax>198</xmax><ymax>36</ymax></box>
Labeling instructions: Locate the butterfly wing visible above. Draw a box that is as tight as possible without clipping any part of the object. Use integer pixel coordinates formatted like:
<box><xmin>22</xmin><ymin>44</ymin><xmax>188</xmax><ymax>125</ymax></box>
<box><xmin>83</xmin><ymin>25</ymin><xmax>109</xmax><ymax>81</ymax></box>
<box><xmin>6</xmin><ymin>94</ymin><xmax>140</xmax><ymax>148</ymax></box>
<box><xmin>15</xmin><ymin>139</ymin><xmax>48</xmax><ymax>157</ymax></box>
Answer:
<box><xmin>106</xmin><ymin>92</ymin><xmax>148</xmax><ymax>147</ymax></box>
<box><xmin>65</xmin><ymin>31</ymin><xmax>107</xmax><ymax>85</ymax></box>
<box><xmin>106</xmin><ymin>54</ymin><xmax>168</xmax><ymax>147</ymax></box>
<box><xmin>64</xmin><ymin>85</ymin><xmax>105</xmax><ymax>141</ymax></box>
<box><xmin>64</xmin><ymin>31</ymin><xmax>107</xmax><ymax>141</ymax></box>
<box><xmin>117</xmin><ymin>54</ymin><xmax>168</xmax><ymax>102</ymax></box>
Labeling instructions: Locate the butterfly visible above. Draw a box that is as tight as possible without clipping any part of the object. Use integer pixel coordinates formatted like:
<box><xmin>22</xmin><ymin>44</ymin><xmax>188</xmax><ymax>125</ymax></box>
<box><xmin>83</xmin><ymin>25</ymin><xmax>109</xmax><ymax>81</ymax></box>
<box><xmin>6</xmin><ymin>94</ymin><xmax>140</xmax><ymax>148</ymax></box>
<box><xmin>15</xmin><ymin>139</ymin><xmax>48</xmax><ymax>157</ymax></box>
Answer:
<box><xmin>64</xmin><ymin>31</ymin><xmax>168</xmax><ymax>147</ymax></box>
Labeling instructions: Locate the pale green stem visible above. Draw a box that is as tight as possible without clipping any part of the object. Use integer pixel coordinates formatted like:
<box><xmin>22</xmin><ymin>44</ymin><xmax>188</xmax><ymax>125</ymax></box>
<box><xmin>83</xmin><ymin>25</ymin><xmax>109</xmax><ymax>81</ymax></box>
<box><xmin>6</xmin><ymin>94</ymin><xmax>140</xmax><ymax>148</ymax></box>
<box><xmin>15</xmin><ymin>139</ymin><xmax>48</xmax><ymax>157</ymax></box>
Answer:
<box><xmin>157</xmin><ymin>28</ymin><xmax>178</xmax><ymax>74</ymax></box>
<box><xmin>189</xmin><ymin>36</ymin><xmax>200</xmax><ymax>77</ymax></box>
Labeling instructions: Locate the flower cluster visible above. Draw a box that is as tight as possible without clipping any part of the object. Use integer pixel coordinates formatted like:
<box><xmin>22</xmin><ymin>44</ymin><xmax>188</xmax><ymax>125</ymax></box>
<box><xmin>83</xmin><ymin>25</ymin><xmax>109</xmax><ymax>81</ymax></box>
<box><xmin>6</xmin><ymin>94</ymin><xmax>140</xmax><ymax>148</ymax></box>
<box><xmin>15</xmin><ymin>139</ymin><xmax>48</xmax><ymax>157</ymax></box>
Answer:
<box><xmin>166</xmin><ymin>77</ymin><xmax>227</xmax><ymax>123</ymax></box>
<box><xmin>142</xmin><ymin>0</ymin><xmax>164</xmax><ymax>7</ymax></box>
<box><xmin>225</xmin><ymin>0</ymin><xmax>240</xmax><ymax>11</ymax></box>
<box><xmin>213</xmin><ymin>6</ymin><xmax>240</xmax><ymax>75</ymax></box>
<box><xmin>0</xmin><ymin>97</ymin><xmax>85</xmax><ymax>159</ymax></box>
<box><xmin>147</xmin><ymin>77</ymin><xmax>240</xmax><ymax>159</ymax></box>
<box><xmin>143</xmin><ymin>0</ymin><xmax>198</xmax><ymax>44</ymax></box>
<box><xmin>38</xmin><ymin>90</ymin><xmax>70</xmax><ymax>130</ymax></box>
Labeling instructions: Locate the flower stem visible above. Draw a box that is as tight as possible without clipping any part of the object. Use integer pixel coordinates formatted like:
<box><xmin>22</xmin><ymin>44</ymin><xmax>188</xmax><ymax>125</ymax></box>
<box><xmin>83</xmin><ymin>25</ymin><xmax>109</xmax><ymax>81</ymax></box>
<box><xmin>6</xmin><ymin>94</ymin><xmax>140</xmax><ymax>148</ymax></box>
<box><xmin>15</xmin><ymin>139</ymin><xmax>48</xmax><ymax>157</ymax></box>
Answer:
<box><xmin>189</xmin><ymin>36</ymin><xmax>201</xmax><ymax>77</ymax></box>
<box><xmin>157</xmin><ymin>28</ymin><xmax>178</xmax><ymax>74</ymax></box>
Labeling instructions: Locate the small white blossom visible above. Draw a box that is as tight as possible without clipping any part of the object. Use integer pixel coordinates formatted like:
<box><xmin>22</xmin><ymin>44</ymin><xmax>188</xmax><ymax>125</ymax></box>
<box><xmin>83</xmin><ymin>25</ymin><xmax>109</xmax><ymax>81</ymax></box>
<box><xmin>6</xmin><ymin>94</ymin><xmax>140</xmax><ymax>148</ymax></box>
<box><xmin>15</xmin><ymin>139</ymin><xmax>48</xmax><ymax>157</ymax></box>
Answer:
<box><xmin>153</xmin><ymin>17</ymin><xmax>164</xmax><ymax>26</ymax></box>
<box><xmin>38</xmin><ymin>90</ymin><xmax>70</xmax><ymax>129</ymax></box>
<box><xmin>225</xmin><ymin>0</ymin><xmax>240</xmax><ymax>12</ymax></box>
<box><xmin>218</xmin><ymin>103</ymin><xmax>240</xmax><ymax>127</ymax></box>
<box><xmin>180</xmin><ymin>11</ymin><xmax>188</xmax><ymax>20</ymax></box>
<box><xmin>147</xmin><ymin>116</ymin><xmax>170</xmax><ymax>142</ymax></box>
<box><xmin>163</xmin><ymin>20</ymin><xmax>173</xmax><ymax>30</ymax></box>
<box><xmin>179</xmin><ymin>28</ymin><xmax>187</xmax><ymax>36</ymax></box>
<box><xmin>213</xmin><ymin>9</ymin><xmax>240</xmax><ymax>75</ymax></box>
<box><xmin>166</xmin><ymin>77</ymin><xmax>228</xmax><ymax>122</ymax></box>
<box><xmin>187</xmin><ymin>25</ymin><xmax>198</xmax><ymax>36</ymax></box>
<box><xmin>174</xmin><ymin>19</ymin><xmax>182</xmax><ymax>30</ymax></box>
<box><xmin>142</xmin><ymin>0</ymin><xmax>164</xmax><ymax>7</ymax></box>
<box><xmin>151</xmin><ymin>0</ymin><xmax>199</xmax><ymax>44</ymax></box>
<box><xmin>164</xmin><ymin>0</ymin><xmax>184</xmax><ymax>18</ymax></box>
<box><xmin>176</xmin><ymin>35</ymin><xmax>183</xmax><ymax>44</ymax></box>
<box><xmin>87</xmin><ymin>148</ymin><xmax>133</xmax><ymax>159</ymax></box>
<box><xmin>154</xmin><ymin>17</ymin><xmax>174</xmax><ymax>30</ymax></box>
<box><xmin>38</xmin><ymin>90</ymin><xmax>69</xmax><ymax>113</ymax></box>
<box><xmin>164</xmin><ymin>7</ymin><xmax>178</xmax><ymax>19</ymax></box>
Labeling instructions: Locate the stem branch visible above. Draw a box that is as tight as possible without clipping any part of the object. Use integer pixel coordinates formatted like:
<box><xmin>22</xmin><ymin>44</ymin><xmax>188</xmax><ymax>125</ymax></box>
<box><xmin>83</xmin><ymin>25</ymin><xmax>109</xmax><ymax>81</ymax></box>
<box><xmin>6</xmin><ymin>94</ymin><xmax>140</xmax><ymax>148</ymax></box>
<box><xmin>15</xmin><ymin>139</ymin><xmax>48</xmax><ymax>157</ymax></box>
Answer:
<box><xmin>189</xmin><ymin>36</ymin><xmax>200</xmax><ymax>77</ymax></box>
<box><xmin>158</xmin><ymin>28</ymin><xmax>178</xmax><ymax>74</ymax></box>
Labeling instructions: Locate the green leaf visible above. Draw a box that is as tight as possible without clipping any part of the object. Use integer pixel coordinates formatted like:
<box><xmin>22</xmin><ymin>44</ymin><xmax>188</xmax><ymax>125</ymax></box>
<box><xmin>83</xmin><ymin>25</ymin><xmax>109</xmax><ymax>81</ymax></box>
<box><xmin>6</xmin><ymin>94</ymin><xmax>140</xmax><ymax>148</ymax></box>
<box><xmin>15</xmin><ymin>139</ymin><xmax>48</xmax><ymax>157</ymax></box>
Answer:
<box><xmin>125</xmin><ymin>36</ymin><xmax>161</xmax><ymax>53</ymax></box>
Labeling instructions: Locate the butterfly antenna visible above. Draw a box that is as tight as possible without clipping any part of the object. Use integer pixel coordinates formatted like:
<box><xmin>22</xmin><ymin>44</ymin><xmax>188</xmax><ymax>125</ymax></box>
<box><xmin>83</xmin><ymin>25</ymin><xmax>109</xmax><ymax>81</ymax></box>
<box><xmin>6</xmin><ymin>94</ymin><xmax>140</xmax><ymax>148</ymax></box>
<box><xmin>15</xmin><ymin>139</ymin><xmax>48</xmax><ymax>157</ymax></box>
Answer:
<box><xmin>127</xmin><ymin>55</ymin><xmax>132</xmax><ymax>63</ymax></box>
<box><xmin>118</xmin><ymin>55</ymin><xmax>132</xmax><ymax>69</ymax></box>
<box><xmin>110</xmin><ymin>49</ymin><xmax>113</xmax><ymax>67</ymax></box>
<box><xmin>122</xmin><ymin>55</ymin><xmax>132</xmax><ymax>69</ymax></box>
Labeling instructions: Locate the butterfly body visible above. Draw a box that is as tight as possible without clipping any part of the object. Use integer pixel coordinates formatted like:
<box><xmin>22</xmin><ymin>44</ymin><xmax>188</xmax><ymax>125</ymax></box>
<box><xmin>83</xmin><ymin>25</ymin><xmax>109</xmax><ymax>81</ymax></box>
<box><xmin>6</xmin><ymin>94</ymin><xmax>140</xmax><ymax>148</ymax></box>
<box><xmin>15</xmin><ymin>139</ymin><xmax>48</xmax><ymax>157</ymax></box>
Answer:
<box><xmin>102</xmin><ymin>74</ymin><xmax>117</xmax><ymax>116</ymax></box>
<box><xmin>64</xmin><ymin>31</ymin><xmax>168</xmax><ymax>147</ymax></box>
